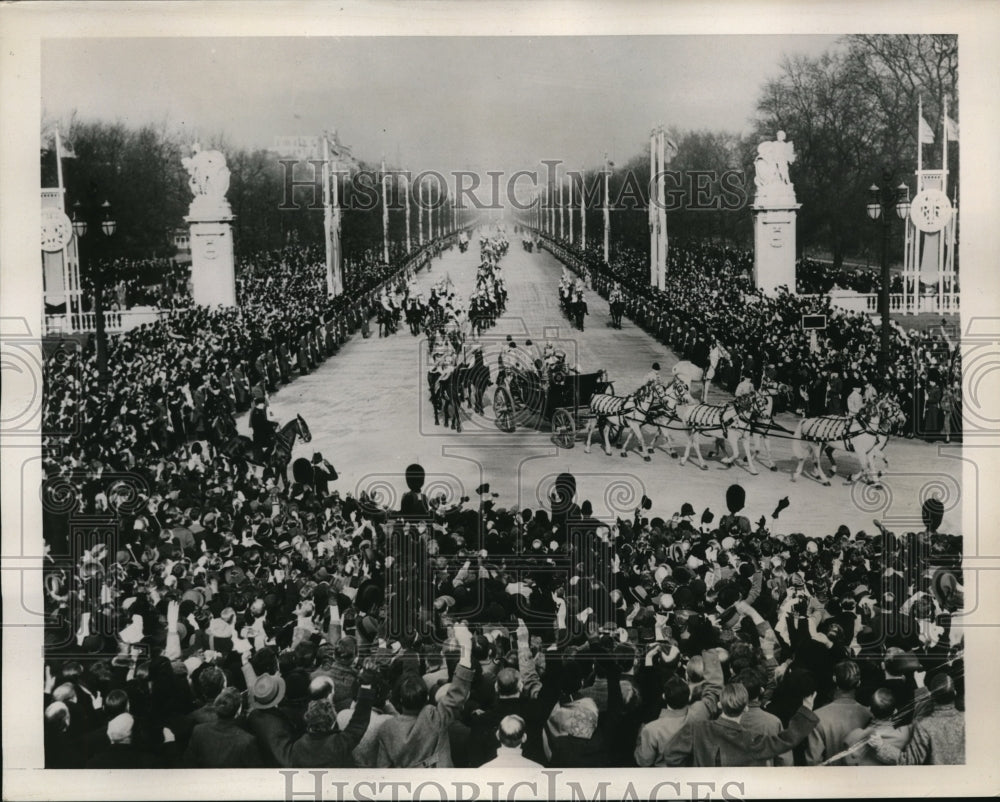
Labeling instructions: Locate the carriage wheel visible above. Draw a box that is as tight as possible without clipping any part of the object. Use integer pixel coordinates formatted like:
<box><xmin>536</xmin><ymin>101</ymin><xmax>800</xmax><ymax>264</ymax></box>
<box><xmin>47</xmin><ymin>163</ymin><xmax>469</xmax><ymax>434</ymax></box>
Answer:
<box><xmin>494</xmin><ymin>386</ymin><xmax>516</xmax><ymax>432</ymax></box>
<box><xmin>552</xmin><ymin>408</ymin><xmax>576</xmax><ymax>449</ymax></box>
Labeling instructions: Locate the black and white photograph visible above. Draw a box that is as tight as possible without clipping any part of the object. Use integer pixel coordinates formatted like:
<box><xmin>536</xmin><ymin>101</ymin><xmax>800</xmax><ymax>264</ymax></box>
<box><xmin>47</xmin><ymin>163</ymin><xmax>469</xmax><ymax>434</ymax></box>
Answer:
<box><xmin>2</xmin><ymin>2</ymin><xmax>999</xmax><ymax>799</ymax></box>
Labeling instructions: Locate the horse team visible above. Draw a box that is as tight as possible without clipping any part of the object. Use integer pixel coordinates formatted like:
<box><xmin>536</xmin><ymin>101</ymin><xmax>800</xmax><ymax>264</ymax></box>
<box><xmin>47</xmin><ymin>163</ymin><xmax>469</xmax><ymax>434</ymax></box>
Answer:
<box><xmin>577</xmin><ymin>370</ymin><xmax>904</xmax><ymax>486</ymax></box>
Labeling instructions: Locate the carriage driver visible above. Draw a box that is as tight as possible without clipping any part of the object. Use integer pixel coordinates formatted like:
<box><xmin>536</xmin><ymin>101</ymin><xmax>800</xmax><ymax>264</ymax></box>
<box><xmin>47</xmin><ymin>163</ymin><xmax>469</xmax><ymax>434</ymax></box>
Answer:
<box><xmin>846</xmin><ymin>383</ymin><xmax>867</xmax><ymax>422</ymax></box>
<box><xmin>642</xmin><ymin>361</ymin><xmax>664</xmax><ymax>389</ymax></box>
<box><xmin>734</xmin><ymin>374</ymin><xmax>755</xmax><ymax>398</ymax></box>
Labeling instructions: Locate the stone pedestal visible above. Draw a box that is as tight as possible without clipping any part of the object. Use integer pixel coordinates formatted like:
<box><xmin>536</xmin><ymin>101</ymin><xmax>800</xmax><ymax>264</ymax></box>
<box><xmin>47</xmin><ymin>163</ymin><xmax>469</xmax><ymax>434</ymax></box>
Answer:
<box><xmin>186</xmin><ymin>216</ymin><xmax>236</xmax><ymax>308</ymax></box>
<box><xmin>182</xmin><ymin>144</ymin><xmax>237</xmax><ymax>308</ymax></box>
<box><xmin>752</xmin><ymin>202</ymin><xmax>800</xmax><ymax>295</ymax></box>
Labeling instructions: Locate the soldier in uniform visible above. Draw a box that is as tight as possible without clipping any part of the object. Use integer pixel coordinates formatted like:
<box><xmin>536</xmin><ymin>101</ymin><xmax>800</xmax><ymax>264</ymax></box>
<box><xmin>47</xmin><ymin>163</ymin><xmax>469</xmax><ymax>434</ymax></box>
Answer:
<box><xmin>573</xmin><ymin>290</ymin><xmax>588</xmax><ymax>331</ymax></box>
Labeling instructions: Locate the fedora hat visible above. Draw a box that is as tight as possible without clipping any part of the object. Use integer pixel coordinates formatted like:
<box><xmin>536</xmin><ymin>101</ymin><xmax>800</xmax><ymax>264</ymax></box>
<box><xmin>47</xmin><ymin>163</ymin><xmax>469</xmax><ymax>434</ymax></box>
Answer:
<box><xmin>251</xmin><ymin>674</ymin><xmax>286</xmax><ymax>710</ymax></box>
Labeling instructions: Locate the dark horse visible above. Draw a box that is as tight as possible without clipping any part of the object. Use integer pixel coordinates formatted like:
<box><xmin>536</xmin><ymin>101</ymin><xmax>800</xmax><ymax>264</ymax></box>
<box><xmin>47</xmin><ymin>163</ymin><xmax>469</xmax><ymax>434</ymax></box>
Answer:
<box><xmin>428</xmin><ymin>367</ymin><xmax>467</xmax><ymax>431</ymax></box>
<box><xmin>572</xmin><ymin>296</ymin><xmax>588</xmax><ymax>331</ymax></box>
<box><xmin>609</xmin><ymin>294</ymin><xmax>625</xmax><ymax>329</ymax></box>
<box><xmin>212</xmin><ymin>413</ymin><xmax>312</xmax><ymax>487</ymax></box>
<box><xmin>466</xmin><ymin>360</ymin><xmax>492</xmax><ymax>415</ymax></box>
<box><xmin>377</xmin><ymin>305</ymin><xmax>399</xmax><ymax>338</ymax></box>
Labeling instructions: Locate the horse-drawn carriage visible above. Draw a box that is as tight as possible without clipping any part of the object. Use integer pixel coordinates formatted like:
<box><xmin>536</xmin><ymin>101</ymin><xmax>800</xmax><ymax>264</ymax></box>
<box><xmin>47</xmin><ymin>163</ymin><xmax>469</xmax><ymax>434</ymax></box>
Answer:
<box><xmin>492</xmin><ymin>363</ymin><xmax>613</xmax><ymax>447</ymax></box>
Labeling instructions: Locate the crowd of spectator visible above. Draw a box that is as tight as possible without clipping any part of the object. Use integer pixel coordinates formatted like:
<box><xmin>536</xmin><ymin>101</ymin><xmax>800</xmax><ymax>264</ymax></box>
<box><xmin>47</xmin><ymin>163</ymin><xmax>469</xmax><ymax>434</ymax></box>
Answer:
<box><xmin>42</xmin><ymin>238</ymin><xmax>450</xmax><ymax>474</ymax></box>
<box><xmin>71</xmin><ymin>257</ymin><xmax>194</xmax><ymax>312</ymax></box>
<box><xmin>796</xmin><ymin>258</ymin><xmax>881</xmax><ymax>295</ymax></box>
<box><xmin>42</xmin><ymin>458</ymin><xmax>964</xmax><ymax>769</ymax></box>
<box><xmin>541</xmin><ymin>236</ymin><xmax>962</xmax><ymax>441</ymax></box>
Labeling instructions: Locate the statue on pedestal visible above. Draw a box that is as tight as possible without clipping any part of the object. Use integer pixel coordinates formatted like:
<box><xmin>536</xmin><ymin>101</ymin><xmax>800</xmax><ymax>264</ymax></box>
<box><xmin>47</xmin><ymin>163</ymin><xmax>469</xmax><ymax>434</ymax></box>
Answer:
<box><xmin>182</xmin><ymin>143</ymin><xmax>232</xmax><ymax>219</ymax></box>
<box><xmin>754</xmin><ymin>131</ymin><xmax>797</xmax><ymax>204</ymax></box>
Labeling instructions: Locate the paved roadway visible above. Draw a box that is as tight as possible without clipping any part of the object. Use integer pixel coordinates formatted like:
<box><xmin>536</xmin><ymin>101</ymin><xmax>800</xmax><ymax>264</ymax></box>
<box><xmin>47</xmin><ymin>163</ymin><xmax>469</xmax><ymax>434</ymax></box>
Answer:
<box><xmin>243</xmin><ymin>232</ymin><xmax>963</xmax><ymax>537</ymax></box>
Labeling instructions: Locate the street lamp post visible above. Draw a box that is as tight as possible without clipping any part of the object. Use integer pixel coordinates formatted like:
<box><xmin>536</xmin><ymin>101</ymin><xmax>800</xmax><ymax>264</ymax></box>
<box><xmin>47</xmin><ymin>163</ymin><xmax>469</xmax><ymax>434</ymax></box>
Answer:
<box><xmin>866</xmin><ymin>169</ymin><xmax>910</xmax><ymax>376</ymax></box>
<box><xmin>72</xmin><ymin>198</ymin><xmax>117</xmax><ymax>379</ymax></box>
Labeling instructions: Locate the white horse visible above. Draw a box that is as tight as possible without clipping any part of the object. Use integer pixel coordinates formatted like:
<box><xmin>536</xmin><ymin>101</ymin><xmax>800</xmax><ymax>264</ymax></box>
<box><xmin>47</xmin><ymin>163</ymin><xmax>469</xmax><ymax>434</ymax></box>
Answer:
<box><xmin>672</xmin><ymin>360</ymin><xmax>704</xmax><ymax>397</ymax></box>
<box><xmin>584</xmin><ymin>381</ymin><xmax>672</xmax><ymax>460</ymax></box>
<box><xmin>791</xmin><ymin>396</ymin><xmax>905</xmax><ymax>485</ymax></box>
<box><xmin>725</xmin><ymin>389</ymin><xmax>782</xmax><ymax>474</ymax></box>
<box><xmin>737</xmin><ymin>384</ymin><xmax>792</xmax><ymax>471</ymax></box>
<box><xmin>659</xmin><ymin>380</ymin><xmax>755</xmax><ymax>472</ymax></box>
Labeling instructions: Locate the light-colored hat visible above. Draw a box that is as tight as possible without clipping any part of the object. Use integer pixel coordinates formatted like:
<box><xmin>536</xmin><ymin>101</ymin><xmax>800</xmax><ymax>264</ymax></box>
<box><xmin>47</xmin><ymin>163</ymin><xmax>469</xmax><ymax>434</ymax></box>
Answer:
<box><xmin>119</xmin><ymin>614</ymin><xmax>145</xmax><ymax>645</ymax></box>
<box><xmin>107</xmin><ymin>713</ymin><xmax>134</xmax><ymax>744</ymax></box>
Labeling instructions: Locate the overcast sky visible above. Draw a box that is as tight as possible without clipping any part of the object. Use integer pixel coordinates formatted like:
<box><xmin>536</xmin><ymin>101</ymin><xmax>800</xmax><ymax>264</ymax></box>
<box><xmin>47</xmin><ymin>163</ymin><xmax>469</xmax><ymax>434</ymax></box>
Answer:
<box><xmin>42</xmin><ymin>35</ymin><xmax>841</xmax><ymax>173</ymax></box>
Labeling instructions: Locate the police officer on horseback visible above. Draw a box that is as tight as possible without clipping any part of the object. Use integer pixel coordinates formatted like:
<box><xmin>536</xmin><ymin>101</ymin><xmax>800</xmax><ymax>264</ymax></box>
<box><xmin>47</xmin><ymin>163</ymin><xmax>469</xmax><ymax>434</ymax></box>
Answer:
<box><xmin>249</xmin><ymin>397</ymin><xmax>280</xmax><ymax>454</ymax></box>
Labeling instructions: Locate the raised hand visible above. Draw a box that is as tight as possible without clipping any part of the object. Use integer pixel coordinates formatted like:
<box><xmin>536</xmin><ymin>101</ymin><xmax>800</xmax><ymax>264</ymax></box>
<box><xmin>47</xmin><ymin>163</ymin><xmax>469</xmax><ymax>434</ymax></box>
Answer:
<box><xmin>167</xmin><ymin>600</ymin><xmax>180</xmax><ymax>632</ymax></box>
<box><xmin>453</xmin><ymin>621</ymin><xmax>473</xmax><ymax>652</ymax></box>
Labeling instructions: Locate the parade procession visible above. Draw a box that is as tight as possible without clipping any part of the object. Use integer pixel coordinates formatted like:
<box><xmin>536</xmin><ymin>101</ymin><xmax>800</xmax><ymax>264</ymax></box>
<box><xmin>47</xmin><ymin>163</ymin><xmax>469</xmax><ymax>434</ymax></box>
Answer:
<box><xmin>10</xmin><ymin>25</ymin><xmax>985</xmax><ymax>790</ymax></box>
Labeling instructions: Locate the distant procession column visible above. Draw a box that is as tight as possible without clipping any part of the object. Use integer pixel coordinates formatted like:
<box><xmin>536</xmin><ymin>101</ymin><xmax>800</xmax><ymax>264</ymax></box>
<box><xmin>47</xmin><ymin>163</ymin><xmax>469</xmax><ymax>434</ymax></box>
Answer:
<box><xmin>751</xmin><ymin>131</ymin><xmax>800</xmax><ymax>296</ymax></box>
<box><xmin>182</xmin><ymin>143</ymin><xmax>237</xmax><ymax>307</ymax></box>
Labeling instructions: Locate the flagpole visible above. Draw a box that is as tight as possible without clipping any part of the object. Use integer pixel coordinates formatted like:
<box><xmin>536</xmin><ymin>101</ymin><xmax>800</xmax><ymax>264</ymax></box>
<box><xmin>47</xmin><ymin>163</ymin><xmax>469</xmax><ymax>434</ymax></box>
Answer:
<box><xmin>942</xmin><ymin>96</ymin><xmax>949</xmax><ymax>196</ymax></box>
<box><xmin>381</xmin><ymin>157</ymin><xmax>390</xmax><ymax>266</ymax></box>
<box><xmin>322</xmin><ymin>135</ymin><xmax>336</xmax><ymax>297</ymax></box>
<box><xmin>558</xmin><ymin>168</ymin><xmax>564</xmax><ymax>240</ymax></box>
<box><xmin>54</xmin><ymin>127</ymin><xmax>66</xmax><ymax>210</ymax></box>
<box><xmin>649</xmin><ymin>129</ymin><xmax>657</xmax><ymax>287</ymax></box>
<box><xmin>418</xmin><ymin>178</ymin><xmax>424</xmax><ymax>246</ymax></box>
<box><xmin>404</xmin><ymin>173</ymin><xmax>411</xmax><ymax>253</ymax></box>
<box><xmin>603</xmin><ymin>152</ymin><xmax>610</xmax><ymax>265</ymax></box>
<box><xmin>53</xmin><ymin>125</ymin><xmax>73</xmax><ymax>329</ymax></box>
<box><xmin>658</xmin><ymin>130</ymin><xmax>668</xmax><ymax>289</ymax></box>
<box><xmin>917</xmin><ymin>96</ymin><xmax>923</xmax><ymax>174</ymax></box>
<box><xmin>332</xmin><ymin>141</ymin><xmax>342</xmax><ymax>296</ymax></box>
<box><xmin>567</xmin><ymin>173</ymin><xmax>574</xmax><ymax>245</ymax></box>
